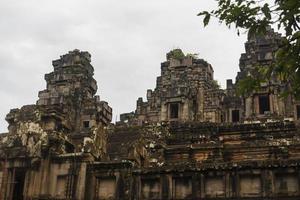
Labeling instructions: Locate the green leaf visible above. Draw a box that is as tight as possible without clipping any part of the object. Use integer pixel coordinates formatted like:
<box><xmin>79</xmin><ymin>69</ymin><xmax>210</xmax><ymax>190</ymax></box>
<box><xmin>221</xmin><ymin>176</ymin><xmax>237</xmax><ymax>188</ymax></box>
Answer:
<box><xmin>197</xmin><ymin>11</ymin><xmax>208</xmax><ymax>16</ymax></box>
<box><xmin>291</xmin><ymin>31</ymin><xmax>300</xmax><ymax>41</ymax></box>
<box><xmin>203</xmin><ymin>13</ymin><xmax>211</xmax><ymax>27</ymax></box>
<box><xmin>261</xmin><ymin>3</ymin><xmax>271</xmax><ymax>20</ymax></box>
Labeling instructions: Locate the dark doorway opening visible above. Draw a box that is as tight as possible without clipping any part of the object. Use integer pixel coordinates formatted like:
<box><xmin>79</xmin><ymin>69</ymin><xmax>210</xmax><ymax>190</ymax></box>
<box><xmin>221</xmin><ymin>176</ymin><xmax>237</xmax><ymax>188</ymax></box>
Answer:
<box><xmin>170</xmin><ymin>103</ymin><xmax>179</xmax><ymax>119</ymax></box>
<box><xmin>12</xmin><ymin>169</ymin><xmax>26</xmax><ymax>200</ymax></box>
<box><xmin>83</xmin><ymin>120</ymin><xmax>90</xmax><ymax>128</ymax></box>
<box><xmin>259</xmin><ymin>95</ymin><xmax>270</xmax><ymax>114</ymax></box>
<box><xmin>297</xmin><ymin>105</ymin><xmax>300</xmax><ymax>119</ymax></box>
<box><xmin>221</xmin><ymin>114</ymin><xmax>224</xmax><ymax>123</ymax></box>
<box><xmin>232</xmin><ymin>110</ymin><xmax>240</xmax><ymax>122</ymax></box>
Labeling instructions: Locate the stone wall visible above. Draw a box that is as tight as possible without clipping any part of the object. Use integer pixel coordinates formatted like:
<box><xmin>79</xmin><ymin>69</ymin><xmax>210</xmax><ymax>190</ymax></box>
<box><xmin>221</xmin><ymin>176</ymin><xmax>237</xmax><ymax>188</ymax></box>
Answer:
<box><xmin>133</xmin><ymin>167</ymin><xmax>300</xmax><ymax>199</ymax></box>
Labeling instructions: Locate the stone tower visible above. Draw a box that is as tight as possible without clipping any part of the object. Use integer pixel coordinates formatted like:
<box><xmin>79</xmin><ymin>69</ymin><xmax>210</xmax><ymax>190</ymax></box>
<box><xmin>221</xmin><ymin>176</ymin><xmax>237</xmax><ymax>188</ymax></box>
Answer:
<box><xmin>131</xmin><ymin>49</ymin><xmax>224</xmax><ymax>124</ymax></box>
<box><xmin>5</xmin><ymin>49</ymin><xmax>112</xmax><ymax>158</ymax></box>
<box><xmin>237</xmin><ymin>27</ymin><xmax>296</xmax><ymax>121</ymax></box>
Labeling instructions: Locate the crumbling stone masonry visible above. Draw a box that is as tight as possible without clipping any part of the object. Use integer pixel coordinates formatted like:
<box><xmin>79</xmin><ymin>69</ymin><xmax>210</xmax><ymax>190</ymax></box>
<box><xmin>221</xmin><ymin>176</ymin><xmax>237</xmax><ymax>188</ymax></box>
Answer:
<box><xmin>1</xmin><ymin>28</ymin><xmax>300</xmax><ymax>200</ymax></box>
<box><xmin>121</xmin><ymin>27</ymin><xmax>300</xmax><ymax>126</ymax></box>
<box><xmin>0</xmin><ymin>50</ymin><xmax>113</xmax><ymax>200</ymax></box>
<box><xmin>130</xmin><ymin>49</ymin><xmax>224</xmax><ymax>124</ymax></box>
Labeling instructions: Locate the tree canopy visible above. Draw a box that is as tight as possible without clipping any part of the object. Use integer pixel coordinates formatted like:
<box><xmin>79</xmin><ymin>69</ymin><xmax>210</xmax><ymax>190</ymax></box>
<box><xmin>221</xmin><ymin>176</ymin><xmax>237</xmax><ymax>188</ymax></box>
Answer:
<box><xmin>199</xmin><ymin>0</ymin><xmax>300</xmax><ymax>99</ymax></box>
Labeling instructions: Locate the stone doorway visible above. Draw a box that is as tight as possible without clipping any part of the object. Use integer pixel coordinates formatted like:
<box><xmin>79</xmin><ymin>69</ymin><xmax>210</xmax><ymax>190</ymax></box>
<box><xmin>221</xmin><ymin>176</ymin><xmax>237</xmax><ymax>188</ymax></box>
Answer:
<box><xmin>259</xmin><ymin>95</ymin><xmax>270</xmax><ymax>114</ymax></box>
<box><xmin>11</xmin><ymin>169</ymin><xmax>26</xmax><ymax>200</ymax></box>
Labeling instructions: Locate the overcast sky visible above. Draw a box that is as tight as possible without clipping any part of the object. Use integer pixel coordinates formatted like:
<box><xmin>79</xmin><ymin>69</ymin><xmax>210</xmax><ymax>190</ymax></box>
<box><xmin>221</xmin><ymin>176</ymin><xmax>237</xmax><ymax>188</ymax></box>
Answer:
<box><xmin>0</xmin><ymin>0</ymin><xmax>247</xmax><ymax>132</ymax></box>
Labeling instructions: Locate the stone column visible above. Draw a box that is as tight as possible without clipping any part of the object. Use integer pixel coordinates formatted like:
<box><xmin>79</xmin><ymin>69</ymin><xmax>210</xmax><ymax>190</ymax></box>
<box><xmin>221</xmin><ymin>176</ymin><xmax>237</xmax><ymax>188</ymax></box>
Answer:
<box><xmin>225</xmin><ymin>172</ymin><xmax>231</xmax><ymax>198</ymax></box>
<box><xmin>74</xmin><ymin>163</ymin><xmax>87</xmax><ymax>200</ymax></box>
<box><xmin>160</xmin><ymin>104</ymin><xmax>168</xmax><ymax>121</ymax></box>
<box><xmin>161</xmin><ymin>174</ymin><xmax>170</xmax><ymax>199</ymax></box>
<box><xmin>191</xmin><ymin>173</ymin><xmax>199</xmax><ymax>199</ymax></box>
<box><xmin>197</xmin><ymin>88</ymin><xmax>204</xmax><ymax>121</ymax></box>
<box><xmin>245</xmin><ymin>97</ymin><xmax>253</xmax><ymax>118</ymax></box>
<box><xmin>200</xmin><ymin>173</ymin><xmax>205</xmax><ymax>199</ymax></box>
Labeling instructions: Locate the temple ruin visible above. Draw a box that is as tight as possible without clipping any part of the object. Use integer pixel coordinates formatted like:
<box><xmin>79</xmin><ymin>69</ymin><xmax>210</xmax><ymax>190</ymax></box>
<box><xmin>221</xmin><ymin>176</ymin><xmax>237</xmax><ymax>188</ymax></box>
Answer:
<box><xmin>0</xmin><ymin>28</ymin><xmax>300</xmax><ymax>200</ymax></box>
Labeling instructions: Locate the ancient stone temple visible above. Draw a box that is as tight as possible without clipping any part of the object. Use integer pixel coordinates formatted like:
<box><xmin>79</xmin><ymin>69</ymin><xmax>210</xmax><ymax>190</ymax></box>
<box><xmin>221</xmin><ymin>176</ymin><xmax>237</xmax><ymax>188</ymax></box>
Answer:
<box><xmin>121</xmin><ymin>27</ymin><xmax>300</xmax><ymax>125</ymax></box>
<box><xmin>0</xmin><ymin>50</ymin><xmax>113</xmax><ymax>200</ymax></box>
<box><xmin>228</xmin><ymin>26</ymin><xmax>298</xmax><ymax>122</ymax></box>
<box><xmin>129</xmin><ymin>49</ymin><xmax>224</xmax><ymax>124</ymax></box>
<box><xmin>1</xmin><ymin>28</ymin><xmax>300</xmax><ymax>200</ymax></box>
